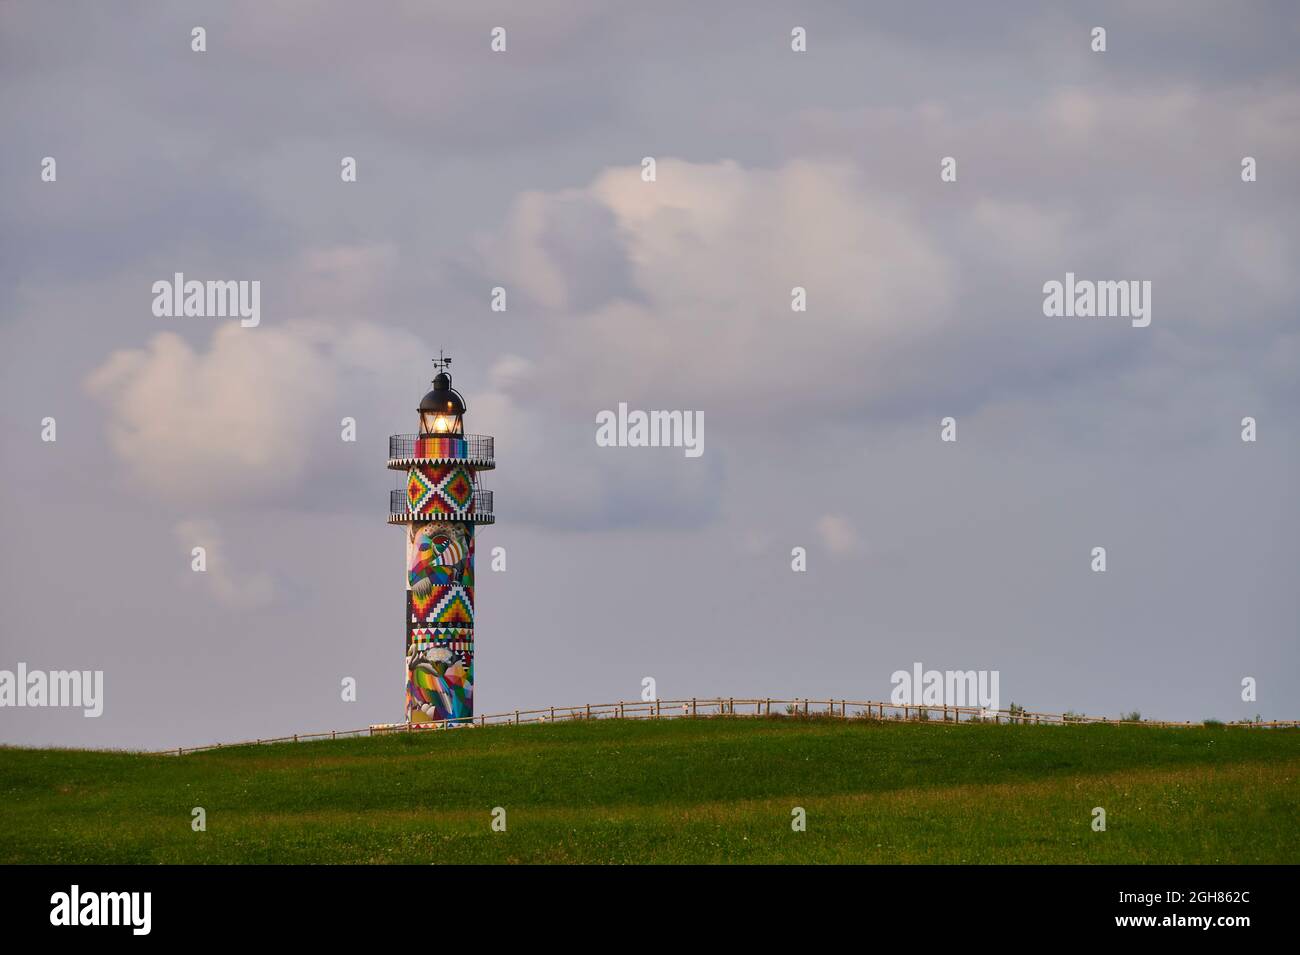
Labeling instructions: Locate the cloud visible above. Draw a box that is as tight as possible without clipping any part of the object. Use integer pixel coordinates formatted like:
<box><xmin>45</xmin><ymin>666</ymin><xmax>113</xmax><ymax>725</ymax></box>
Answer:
<box><xmin>473</xmin><ymin>355</ymin><xmax>725</xmax><ymax>531</ymax></box>
<box><xmin>483</xmin><ymin>120</ymin><xmax>1299</xmax><ymax>437</ymax></box>
<box><xmin>489</xmin><ymin>158</ymin><xmax>956</xmax><ymax>421</ymax></box>
<box><xmin>82</xmin><ymin>323</ymin><xmax>723</xmax><ymax>531</ymax></box>
<box><xmin>173</xmin><ymin>519</ymin><xmax>274</xmax><ymax>610</ymax></box>
<box><xmin>84</xmin><ymin>320</ymin><xmax>417</xmax><ymax>503</ymax></box>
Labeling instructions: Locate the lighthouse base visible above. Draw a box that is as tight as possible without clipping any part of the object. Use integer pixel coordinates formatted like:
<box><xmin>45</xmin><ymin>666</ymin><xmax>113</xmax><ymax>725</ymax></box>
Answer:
<box><xmin>405</xmin><ymin>637</ymin><xmax>474</xmax><ymax>724</ymax></box>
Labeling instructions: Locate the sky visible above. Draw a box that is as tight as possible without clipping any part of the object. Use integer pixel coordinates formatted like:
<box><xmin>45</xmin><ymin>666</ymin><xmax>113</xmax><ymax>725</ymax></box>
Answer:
<box><xmin>1</xmin><ymin>1</ymin><xmax>1297</xmax><ymax>749</ymax></box>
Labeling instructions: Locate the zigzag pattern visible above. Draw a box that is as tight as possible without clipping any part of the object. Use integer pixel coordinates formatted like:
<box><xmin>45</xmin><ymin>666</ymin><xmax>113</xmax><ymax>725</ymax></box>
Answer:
<box><xmin>408</xmin><ymin>586</ymin><xmax>474</xmax><ymax>629</ymax></box>
<box><xmin>430</xmin><ymin>587</ymin><xmax>473</xmax><ymax>625</ymax></box>
<box><xmin>408</xmin><ymin>627</ymin><xmax>474</xmax><ymax>651</ymax></box>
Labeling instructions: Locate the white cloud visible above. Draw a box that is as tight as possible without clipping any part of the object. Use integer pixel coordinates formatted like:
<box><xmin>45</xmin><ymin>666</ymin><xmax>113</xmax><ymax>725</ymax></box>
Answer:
<box><xmin>85</xmin><ymin>320</ymin><xmax>417</xmax><ymax>502</ymax></box>
<box><xmin>491</xmin><ymin>158</ymin><xmax>956</xmax><ymax>418</ymax></box>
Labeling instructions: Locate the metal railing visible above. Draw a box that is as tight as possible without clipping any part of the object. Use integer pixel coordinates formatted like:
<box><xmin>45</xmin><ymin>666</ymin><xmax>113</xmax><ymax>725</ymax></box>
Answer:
<box><xmin>156</xmin><ymin>698</ymin><xmax>1300</xmax><ymax>755</ymax></box>
<box><xmin>389</xmin><ymin>487</ymin><xmax>492</xmax><ymax>516</ymax></box>
<box><xmin>388</xmin><ymin>433</ymin><xmax>494</xmax><ymax>461</ymax></box>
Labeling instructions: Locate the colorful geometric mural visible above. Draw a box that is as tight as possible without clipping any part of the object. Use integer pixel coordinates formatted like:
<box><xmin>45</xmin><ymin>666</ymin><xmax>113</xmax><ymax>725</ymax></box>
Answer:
<box><xmin>406</xmin><ymin>520</ymin><xmax>475</xmax><ymax>639</ymax></box>
<box><xmin>407</xmin><ymin>586</ymin><xmax>474</xmax><ymax>630</ymax></box>
<box><xmin>406</xmin><ymin>463</ymin><xmax>475</xmax><ymax>514</ymax></box>
<box><xmin>407</xmin><ymin>627</ymin><xmax>473</xmax><ymax>648</ymax></box>
<box><xmin>430</xmin><ymin>585</ymin><xmax>473</xmax><ymax>624</ymax></box>
<box><xmin>406</xmin><ymin>467</ymin><xmax>438</xmax><ymax>512</ymax></box>
<box><xmin>406</xmin><ymin>642</ymin><xmax>474</xmax><ymax>723</ymax></box>
<box><xmin>407</xmin><ymin>521</ymin><xmax>472</xmax><ymax>589</ymax></box>
<box><xmin>389</xmin><ymin>364</ymin><xmax>493</xmax><ymax>724</ymax></box>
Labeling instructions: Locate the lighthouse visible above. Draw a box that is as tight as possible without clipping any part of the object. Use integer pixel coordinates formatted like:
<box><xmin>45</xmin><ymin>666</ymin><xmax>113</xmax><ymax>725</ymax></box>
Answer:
<box><xmin>387</xmin><ymin>355</ymin><xmax>495</xmax><ymax>724</ymax></box>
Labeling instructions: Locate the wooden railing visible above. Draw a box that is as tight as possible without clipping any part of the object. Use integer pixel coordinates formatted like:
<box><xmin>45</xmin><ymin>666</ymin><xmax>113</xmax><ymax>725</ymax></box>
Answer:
<box><xmin>155</xmin><ymin>698</ymin><xmax>1300</xmax><ymax>756</ymax></box>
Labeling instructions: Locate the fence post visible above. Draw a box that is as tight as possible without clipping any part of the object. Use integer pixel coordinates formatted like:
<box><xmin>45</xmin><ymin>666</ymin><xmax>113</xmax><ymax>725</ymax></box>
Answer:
<box><xmin>331</xmin><ymin>730</ymin><xmax>336</xmax><ymax>740</ymax></box>
<box><xmin>514</xmin><ymin>710</ymin><xmax>519</xmax><ymax>725</ymax></box>
<box><xmin>586</xmin><ymin>703</ymin><xmax>591</xmax><ymax>719</ymax></box>
<box><xmin>692</xmin><ymin>697</ymin><xmax>697</xmax><ymax>717</ymax></box>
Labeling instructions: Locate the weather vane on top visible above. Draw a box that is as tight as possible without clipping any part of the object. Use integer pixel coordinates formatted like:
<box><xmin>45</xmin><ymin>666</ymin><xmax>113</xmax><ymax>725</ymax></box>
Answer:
<box><xmin>432</xmin><ymin>350</ymin><xmax>453</xmax><ymax>374</ymax></box>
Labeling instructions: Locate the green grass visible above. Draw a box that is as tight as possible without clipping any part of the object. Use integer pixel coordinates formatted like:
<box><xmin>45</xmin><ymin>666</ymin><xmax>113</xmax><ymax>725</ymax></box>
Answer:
<box><xmin>2</xmin><ymin>717</ymin><xmax>1297</xmax><ymax>863</ymax></box>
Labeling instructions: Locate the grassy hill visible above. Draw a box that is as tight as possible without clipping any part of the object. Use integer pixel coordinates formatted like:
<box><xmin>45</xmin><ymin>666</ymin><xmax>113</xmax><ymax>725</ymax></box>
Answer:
<box><xmin>2</xmin><ymin>716</ymin><xmax>1297</xmax><ymax>864</ymax></box>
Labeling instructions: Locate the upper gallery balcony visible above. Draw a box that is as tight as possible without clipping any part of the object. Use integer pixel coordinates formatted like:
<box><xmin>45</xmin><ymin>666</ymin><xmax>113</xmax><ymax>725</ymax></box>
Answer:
<box><xmin>387</xmin><ymin>433</ymin><xmax>495</xmax><ymax>470</ymax></box>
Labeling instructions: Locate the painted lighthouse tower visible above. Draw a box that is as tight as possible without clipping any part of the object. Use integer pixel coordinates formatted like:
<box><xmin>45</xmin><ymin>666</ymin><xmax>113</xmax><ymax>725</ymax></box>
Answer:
<box><xmin>387</xmin><ymin>355</ymin><xmax>494</xmax><ymax>724</ymax></box>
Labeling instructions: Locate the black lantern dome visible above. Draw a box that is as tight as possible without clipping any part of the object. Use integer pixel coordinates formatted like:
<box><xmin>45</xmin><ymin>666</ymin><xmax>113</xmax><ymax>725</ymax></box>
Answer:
<box><xmin>418</xmin><ymin>355</ymin><xmax>466</xmax><ymax>435</ymax></box>
<box><xmin>419</xmin><ymin>373</ymin><xmax>466</xmax><ymax>416</ymax></box>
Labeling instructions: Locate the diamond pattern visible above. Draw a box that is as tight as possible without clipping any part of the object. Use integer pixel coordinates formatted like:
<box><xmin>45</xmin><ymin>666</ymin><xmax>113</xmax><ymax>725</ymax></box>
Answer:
<box><xmin>406</xmin><ymin>467</ymin><xmax>438</xmax><ymax>511</ymax></box>
<box><xmin>406</xmin><ymin>464</ymin><xmax>475</xmax><ymax>514</ymax></box>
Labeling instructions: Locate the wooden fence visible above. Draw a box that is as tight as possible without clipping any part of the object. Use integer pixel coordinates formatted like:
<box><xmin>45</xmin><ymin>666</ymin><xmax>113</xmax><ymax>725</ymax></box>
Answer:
<box><xmin>156</xmin><ymin>697</ymin><xmax>1300</xmax><ymax>756</ymax></box>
